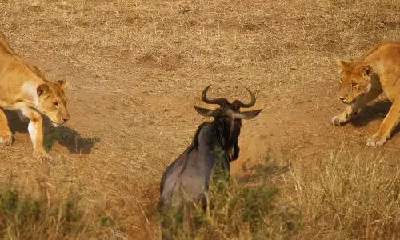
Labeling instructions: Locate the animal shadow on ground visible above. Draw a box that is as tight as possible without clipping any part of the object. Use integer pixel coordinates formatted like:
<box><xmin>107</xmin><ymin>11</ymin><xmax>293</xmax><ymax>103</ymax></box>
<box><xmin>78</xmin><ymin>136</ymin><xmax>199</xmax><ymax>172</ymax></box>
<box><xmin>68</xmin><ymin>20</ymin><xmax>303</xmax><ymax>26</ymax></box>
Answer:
<box><xmin>237</xmin><ymin>155</ymin><xmax>290</xmax><ymax>184</ymax></box>
<box><xmin>350</xmin><ymin>100</ymin><xmax>391</xmax><ymax>127</ymax></box>
<box><xmin>5</xmin><ymin>110</ymin><xmax>100</xmax><ymax>154</ymax></box>
<box><xmin>351</xmin><ymin>100</ymin><xmax>400</xmax><ymax>138</ymax></box>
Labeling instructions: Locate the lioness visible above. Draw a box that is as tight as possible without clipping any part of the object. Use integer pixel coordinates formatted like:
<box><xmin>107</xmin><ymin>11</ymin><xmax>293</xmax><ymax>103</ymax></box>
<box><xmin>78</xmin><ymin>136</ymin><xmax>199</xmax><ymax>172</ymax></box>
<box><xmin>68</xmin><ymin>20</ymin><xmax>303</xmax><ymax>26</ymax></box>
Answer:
<box><xmin>0</xmin><ymin>32</ymin><xmax>69</xmax><ymax>159</ymax></box>
<box><xmin>332</xmin><ymin>42</ymin><xmax>400</xmax><ymax>146</ymax></box>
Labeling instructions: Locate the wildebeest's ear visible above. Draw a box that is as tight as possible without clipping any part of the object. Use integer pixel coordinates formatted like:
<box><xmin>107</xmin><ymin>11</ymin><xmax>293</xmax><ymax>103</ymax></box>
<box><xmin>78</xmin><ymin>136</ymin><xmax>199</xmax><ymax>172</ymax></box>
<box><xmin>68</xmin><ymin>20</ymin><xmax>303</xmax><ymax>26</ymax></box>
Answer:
<box><xmin>235</xmin><ymin>110</ymin><xmax>262</xmax><ymax>119</ymax></box>
<box><xmin>194</xmin><ymin>106</ymin><xmax>215</xmax><ymax>116</ymax></box>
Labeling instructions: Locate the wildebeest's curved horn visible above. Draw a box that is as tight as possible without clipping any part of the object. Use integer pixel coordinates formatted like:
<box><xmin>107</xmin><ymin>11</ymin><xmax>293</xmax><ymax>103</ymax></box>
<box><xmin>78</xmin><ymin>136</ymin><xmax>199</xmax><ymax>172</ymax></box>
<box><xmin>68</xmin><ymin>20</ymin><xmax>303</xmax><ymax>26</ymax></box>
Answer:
<box><xmin>237</xmin><ymin>88</ymin><xmax>256</xmax><ymax>108</ymax></box>
<box><xmin>202</xmin><ymin>85</ymin><xmax>228</xmax><ymax>106</ymax></box>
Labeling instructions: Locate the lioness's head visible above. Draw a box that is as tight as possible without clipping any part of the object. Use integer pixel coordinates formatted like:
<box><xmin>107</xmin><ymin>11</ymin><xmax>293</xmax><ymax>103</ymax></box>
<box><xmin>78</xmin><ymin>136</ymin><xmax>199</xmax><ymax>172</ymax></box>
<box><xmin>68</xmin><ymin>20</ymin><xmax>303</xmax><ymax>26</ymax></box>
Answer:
<box><xmin>337</xmin><ymin>60</ymin><xmax>373</xmax><ymax>104</ymax></box>
<box><xmin>36</xmin><ymin>80</ymin><xmax>69</xmax><ymax>126</ymax></box>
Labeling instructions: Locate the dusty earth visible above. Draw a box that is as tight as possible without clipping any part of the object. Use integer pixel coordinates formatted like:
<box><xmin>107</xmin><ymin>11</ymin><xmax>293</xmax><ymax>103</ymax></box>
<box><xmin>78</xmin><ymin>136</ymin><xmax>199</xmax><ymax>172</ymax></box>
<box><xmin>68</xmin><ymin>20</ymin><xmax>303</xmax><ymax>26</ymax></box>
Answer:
<box><xmin>1</xmin><ymin>0</ymin><xmax>400</xmax><ymax>239</ymax></box>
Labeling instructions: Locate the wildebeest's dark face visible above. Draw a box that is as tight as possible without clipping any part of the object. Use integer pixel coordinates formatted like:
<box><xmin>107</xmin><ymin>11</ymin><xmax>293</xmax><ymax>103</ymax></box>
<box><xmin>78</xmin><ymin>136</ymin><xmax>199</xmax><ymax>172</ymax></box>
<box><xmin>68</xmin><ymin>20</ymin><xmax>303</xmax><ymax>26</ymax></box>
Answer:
<box><xmin>194</xmin><ymin>85</ymin><xmax>262</xmax><ymax>149</ymax></box>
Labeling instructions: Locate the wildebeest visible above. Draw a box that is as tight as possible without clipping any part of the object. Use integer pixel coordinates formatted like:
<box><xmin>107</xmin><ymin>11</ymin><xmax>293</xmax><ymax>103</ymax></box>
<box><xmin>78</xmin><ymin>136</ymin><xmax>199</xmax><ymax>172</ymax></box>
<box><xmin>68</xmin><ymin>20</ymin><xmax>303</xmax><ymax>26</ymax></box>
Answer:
<box><xmin>159</xmin><ymin>85</ymin><xmax>262</xmax><ymax>238</ymax></box>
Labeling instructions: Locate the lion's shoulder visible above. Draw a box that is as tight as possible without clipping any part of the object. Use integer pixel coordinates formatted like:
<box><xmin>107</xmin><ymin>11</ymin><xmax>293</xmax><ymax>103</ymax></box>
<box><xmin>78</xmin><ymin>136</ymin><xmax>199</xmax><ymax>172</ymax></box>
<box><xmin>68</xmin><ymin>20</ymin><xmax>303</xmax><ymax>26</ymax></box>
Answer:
<box><xmin>338</xmin><ymin>42</ymin><xmax>400</xmax><ymax>103</ymax></box>
<box><xmin>0</xmin><ymin>33</ymin><xmax>55</xmax><ymax>104</ymax></box>
<box><xmin>344</xmin><ymin>42</ymin><xmax>400</xmax><ymax>76</ymax></box>
<box><xmin>364</xmin><ymin>42</ymin><xmax>400</xmax><ymax>62</ymax></box>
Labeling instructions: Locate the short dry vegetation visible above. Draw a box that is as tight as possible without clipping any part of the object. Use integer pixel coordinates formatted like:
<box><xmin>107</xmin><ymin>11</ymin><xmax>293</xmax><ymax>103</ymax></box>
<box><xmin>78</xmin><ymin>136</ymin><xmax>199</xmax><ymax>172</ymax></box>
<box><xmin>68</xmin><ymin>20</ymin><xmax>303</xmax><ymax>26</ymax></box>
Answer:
<box><xmin>159</xmin><ymin>156</ymin><xmax>299</xmax><ymax>240</ymax></box>
<box><xmin>295</xmin><ymin>151</ymin><xmax>400</xmax><ymax>239</ymax></box>
<box><xmin>1</xmin><ymin>0</ymin><xmax>400</xmax><ymax>239</ymax></box>
<box><xmin>160</xmin><ymin>150</ymin><xmax>400</xmax><ymax>240</ymax></box>
<box><xmin>0</xmin><ymin>184</ymin><xmax>86</xmax><ymax>239</ymax></box>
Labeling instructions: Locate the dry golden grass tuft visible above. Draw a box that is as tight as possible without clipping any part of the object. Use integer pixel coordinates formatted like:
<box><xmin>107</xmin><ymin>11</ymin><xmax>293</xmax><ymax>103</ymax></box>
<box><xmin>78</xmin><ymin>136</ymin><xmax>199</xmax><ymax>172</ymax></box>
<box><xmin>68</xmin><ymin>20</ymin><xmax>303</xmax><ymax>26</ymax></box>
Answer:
<box><xmin>160</xmin><ymin>150</ymin><xmax>400</xmax><ymax>240</ymax></box>
<box><xmin>294</xmin><ymin>150</ymin><xmax>400</xmax><ymax>239</ymax></box>
<box><xmin>0</xmin><ymin>182</ymin><xmax>99</xmax><ymax>239</ymax></box>
<box><xmin>1</xmin><ymin>0</ymin><xmax>400</xmax><ymax>239</ymax></box>
<box><xmin>159</xmin><ymin>155</ymin><xmax>299</xmax><ymax>240</ymax></box>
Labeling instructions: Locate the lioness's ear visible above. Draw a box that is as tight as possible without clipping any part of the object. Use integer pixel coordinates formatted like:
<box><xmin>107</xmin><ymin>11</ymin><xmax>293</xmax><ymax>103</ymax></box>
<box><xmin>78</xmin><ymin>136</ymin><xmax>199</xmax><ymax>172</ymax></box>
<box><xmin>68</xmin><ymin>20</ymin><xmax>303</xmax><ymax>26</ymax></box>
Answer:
<box><xmin>37</xmin><ymin>84</ymin><xmax>50</xmax><ymax>97</ymax></box>
<box><xmin>337</xmin><ymin>59</ymin><xmax>350</xmax><ymax>67</ymax></box>
<box><xmin>363</xmin><ymin>66</ymin><xmax>372</xmax><ymax>77</ymax></box>
<box><xmin>56</xmin><ymin>80</ymin><xmax>67</xmax><ymax>90</ymax></box>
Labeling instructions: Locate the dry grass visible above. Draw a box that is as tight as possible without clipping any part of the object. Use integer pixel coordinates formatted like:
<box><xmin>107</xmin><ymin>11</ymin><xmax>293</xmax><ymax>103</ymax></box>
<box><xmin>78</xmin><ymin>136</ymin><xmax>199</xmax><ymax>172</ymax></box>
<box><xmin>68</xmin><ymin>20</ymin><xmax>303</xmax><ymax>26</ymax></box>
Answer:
<box><xmin>0</xmin><ymin>183</ymin><xmax>90</xmax><ymax>239</ymax></box>
<box><xmin>294</xmin><ymin>150</ymin><xmax>400</xmax><ymax>239</ymax></box>
<box><xmin>1</xmin><ymin>0</ymin><xmax>400</xmax><ymax>239</ymax></box>
<box><xmin>161</xmin><ymin>150</ymin><xmax>400</xmax><ymax>240</ymax></box>
<box><xmin>159</xmin><ymin>156</ymin><xmax>299</xmax><ymax>240</ymax></box>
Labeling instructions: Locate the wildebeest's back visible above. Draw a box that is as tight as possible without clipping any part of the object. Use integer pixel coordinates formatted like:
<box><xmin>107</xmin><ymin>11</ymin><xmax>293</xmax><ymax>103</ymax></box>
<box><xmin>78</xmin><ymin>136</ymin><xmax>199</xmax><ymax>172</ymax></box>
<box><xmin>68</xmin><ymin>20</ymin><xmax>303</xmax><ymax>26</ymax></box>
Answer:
<box><xmin>159</xmin><ymin>146</ymin><xmax>188</xmax><ymax>206</ymax></box>
<box><xmin>160</xmin><ymin>126</ymin><xmax>215</xmax><ymax>207</ymax></box>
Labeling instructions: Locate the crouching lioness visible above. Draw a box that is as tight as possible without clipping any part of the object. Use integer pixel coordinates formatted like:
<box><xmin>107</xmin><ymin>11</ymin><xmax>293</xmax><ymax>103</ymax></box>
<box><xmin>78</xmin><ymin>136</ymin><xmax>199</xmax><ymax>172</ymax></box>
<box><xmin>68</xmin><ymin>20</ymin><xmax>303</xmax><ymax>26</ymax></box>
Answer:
<box><xmin>332</xmin><ymin>42</ymin><xmax>400</xmax><ymax>147</ymax></box>
<box><xmin>0</xmin><ymin>32</ymin><xmax>69</xmax><ymax>159</ymax></box>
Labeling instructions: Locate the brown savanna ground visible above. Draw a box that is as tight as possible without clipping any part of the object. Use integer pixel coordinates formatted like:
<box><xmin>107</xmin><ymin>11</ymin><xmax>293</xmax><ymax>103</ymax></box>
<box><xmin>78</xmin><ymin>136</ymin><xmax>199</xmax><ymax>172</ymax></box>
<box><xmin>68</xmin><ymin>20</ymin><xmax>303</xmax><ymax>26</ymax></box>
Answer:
<box><xmin>1</xmin><ymin>0</ymin><xmax>400</xmax><ymax>239</ymax></box>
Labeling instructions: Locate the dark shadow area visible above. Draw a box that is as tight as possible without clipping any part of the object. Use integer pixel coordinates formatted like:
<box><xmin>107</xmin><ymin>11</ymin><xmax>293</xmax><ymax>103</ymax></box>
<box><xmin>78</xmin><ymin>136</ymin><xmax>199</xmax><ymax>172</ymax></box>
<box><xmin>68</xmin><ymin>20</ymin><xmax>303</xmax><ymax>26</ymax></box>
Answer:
<box><xmin>236</xmin><ymin>155</ymin><xmax>290</xmax><ymax>184</ymax></box>
<box><xmin>349</xmin><ymin>100</ymin><xmax>400</xmax><ymax>141</ymax></box>
<box><xmin>5</xmin><ymin>110</ymin><xmax>100</xmax><ymax>154</ymax></box>
<box><xmin>5</xmin><ymin>111</ymin><xmax>29</xmax><ymax>134</ymax></box>
<box><xmin>350</xmin><ymin>100</ymin><xmax>391</xmax><ymax>127</ymax></box>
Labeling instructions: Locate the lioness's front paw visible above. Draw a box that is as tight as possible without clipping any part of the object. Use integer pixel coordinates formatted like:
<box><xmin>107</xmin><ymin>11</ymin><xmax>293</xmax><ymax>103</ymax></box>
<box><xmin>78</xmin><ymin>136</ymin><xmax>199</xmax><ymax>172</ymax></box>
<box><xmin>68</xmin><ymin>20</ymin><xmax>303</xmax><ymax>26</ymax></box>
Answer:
<box><xmin>331</xmin><ymin>114</ymin><xmax>348</xmax><ymax>126</ymax></box>
<box><xmin>33</xmin><ymin>150</ymin><xmax>51</xmax><ymax>160</ymax></box>
<box><xmin>0</xmin><ymin>134</ymin><xmax>13</xmax><ymax>146</ymax></box>
<box><xmin>366</xmin><ymin>135</ymin><xmax>387</xmax><ymax>147</ymax></box>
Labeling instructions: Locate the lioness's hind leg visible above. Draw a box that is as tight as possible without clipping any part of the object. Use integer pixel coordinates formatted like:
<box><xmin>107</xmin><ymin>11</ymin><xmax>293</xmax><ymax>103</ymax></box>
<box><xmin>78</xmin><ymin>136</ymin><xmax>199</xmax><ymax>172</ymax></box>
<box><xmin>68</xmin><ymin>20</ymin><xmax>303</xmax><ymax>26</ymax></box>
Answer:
<box><xmin>366</xmin><ymin>101</ymin><xmax>400</xmax><ymax>147</ymax></box>
<box><xmin>0</xmin><ymin>108</ymin><xmax>12</xmax><ymax>146</ymax></box>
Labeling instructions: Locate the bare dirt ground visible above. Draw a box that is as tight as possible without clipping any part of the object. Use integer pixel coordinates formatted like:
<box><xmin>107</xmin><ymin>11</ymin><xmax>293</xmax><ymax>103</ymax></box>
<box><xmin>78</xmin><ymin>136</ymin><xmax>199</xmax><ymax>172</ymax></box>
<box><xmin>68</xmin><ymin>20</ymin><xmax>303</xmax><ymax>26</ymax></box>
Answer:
<box><xmin>1</xmin><ymin>0</ymin><xmax>400</xmax><ymax>239</ymax></box>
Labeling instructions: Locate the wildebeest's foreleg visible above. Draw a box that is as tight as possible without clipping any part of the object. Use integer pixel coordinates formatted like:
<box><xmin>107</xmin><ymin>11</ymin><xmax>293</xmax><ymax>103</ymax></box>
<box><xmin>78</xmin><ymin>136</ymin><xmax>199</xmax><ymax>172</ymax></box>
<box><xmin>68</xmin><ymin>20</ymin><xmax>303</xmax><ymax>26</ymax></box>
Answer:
<box><xmin>231</xmin><ymin>140</ymin><xmax>239</xmax><ymax>161</ymax></box>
